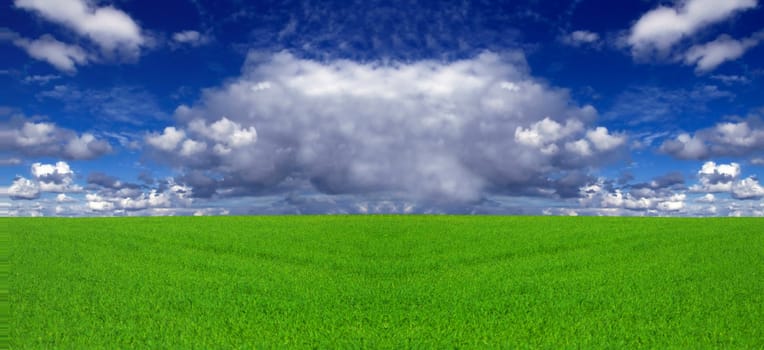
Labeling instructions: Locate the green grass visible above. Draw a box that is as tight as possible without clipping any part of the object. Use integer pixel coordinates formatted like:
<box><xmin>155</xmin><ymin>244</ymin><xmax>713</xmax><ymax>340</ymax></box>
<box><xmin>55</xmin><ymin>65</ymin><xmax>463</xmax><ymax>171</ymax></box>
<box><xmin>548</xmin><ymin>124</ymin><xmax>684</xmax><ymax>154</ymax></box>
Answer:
<box><xmin>6</xmin><ymin>216</ymin><xmax>764</xmax><ymax>348</ymax></box>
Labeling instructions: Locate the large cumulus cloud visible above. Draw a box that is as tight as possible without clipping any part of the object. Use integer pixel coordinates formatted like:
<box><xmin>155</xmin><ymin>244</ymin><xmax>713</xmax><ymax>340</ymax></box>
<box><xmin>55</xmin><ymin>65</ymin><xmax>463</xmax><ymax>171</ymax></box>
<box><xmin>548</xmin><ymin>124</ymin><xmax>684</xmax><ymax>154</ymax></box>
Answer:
<box><xmin>145</xmin><ymin>51</ymin><xmax>626</xmax><ymax>203</ymax></box>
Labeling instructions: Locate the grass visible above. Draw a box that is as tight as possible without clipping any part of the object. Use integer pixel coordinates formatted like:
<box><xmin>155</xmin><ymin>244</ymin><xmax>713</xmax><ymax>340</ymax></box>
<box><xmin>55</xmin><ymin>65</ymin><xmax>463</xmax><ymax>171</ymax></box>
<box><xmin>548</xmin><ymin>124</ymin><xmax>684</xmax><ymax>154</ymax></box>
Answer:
<box><xmin>6</xmin><ymin>216</ymin><xmax>764</xmax><ymax>348</ymax></box>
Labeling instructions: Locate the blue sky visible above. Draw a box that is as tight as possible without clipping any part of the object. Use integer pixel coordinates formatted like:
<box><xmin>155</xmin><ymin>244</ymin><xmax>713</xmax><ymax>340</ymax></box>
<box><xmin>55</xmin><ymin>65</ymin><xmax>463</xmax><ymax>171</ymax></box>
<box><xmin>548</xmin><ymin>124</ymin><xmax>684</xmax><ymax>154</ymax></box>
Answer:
<box><xmin>1</xmin><ymin>0</ymin><xmax>764</xmax><ymax>216</ymax></box>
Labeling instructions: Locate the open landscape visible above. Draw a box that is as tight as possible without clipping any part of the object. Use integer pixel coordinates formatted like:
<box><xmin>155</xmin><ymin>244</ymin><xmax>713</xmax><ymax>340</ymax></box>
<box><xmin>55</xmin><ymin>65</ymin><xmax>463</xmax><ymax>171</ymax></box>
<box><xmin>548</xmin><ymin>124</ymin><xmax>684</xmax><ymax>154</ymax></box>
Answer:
<box><xmin>7</xmin><ymin>216</ymin><xmax>763</xmax><ymax>348</ymax></box>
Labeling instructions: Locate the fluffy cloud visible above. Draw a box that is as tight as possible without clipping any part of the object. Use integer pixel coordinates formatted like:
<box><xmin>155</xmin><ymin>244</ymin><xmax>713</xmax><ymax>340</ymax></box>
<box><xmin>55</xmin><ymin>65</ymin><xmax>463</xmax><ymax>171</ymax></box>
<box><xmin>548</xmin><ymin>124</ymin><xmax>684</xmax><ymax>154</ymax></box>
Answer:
<box><xmin>14</xmin><ymin>0</ymin><xmax>145</xmax><ymax>57</ymax></box>
<box><xmin>660</xmin><ymin>118</ymin><xmax>764</xmax><ymax>159</ymax></box>
<box><xmin>12</xmin><ymin>35</ymin><xmax>88</xmax><ymax>72</ymax></box>
<box><xmin>147</xmin><ymin>51</ymin><xmax>624</xmax><ymax>202</ymax></box>
<box><xmin>627</xmin><ymin>0</ymin><xmax>757</xmax><ymax>57</ymax></box>
<box><xmin>690</xmin><ymin>161</ymin><xmax>740</xmax><ymax>192</ymax></box>
<box><xmin>731</xmin><ymin>177</ymin><xmax>764</xmax><ymax>199</ymax></box>
<box><xmin>0</xmin><ymin>117</ymin><xmax>112</xmax><ymax>160</ymax></box>
<box><xmin>8</xmin><ymin>177</ymin><xmax>40</xmax><ymax>200</ymax></box>
<box><xmin>690</xmin><ymin>161</ymin><xmax>764</xmax><ymax>199</ymax></box>
<box><xmin>5</xmin><ymin>161</ymin><xmax>82</xmax><ymax>200</ymax></box>
<box><xmin>146</xmin><ymin>127</ymin><xmax>185</xmax><ymax>152</ymax></box>
<box><xmin>579</xmin><ymin>173</ymin><xmax>688</xmax><ymax>214</ymax></box>
<box><xmin>684</xmin><ymin>32</ymin><xmax>764</xmax><ymax>72</ymax></box>
<box><xmin>31</xmin><ymin>161</ymin><xmax>82</xmax><ymax>193</ymax></box>
<box><xmin>85</xmin><ymin>178</ymin><xmax>192</xmax><ymax>212</ymax></box>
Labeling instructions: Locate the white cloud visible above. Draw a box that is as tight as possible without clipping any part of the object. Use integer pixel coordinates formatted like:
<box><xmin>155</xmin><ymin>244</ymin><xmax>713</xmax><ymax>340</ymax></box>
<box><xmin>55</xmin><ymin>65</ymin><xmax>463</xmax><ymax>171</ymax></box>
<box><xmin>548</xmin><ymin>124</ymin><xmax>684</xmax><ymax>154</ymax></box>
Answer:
<box><xmin>731</xmin><ymin>177</ymin><xmax>764</xmax><ymax>199</ymax></box>
<box><xmin>85</xmin><ymin>179</ymin><xmax>192</xmax><ymax>212</ymax></box>
<box><xmin>30</xmin><ymin>161</ymin><xmax>82</xmax><ymax>193</ymax></box>
<box><xmin>172</xmin><ymin>30</ymin><xmax>210</xmax><ymax>47</ymax></box>
<box><xmin>565</xmin><ymin>139</ymin><xmax>593</xmax><ymax>157</ymax></box>
<box><xmin>12</xmin><ymin>35</ymin><xmax>87</xmax><ymax>72</ymax></box>
<box><xmin>188</xmin><ymin>117</ymin><xmax>257</xmax><ymax>148</ymax></box>
<box><xmin>56</xmin><ymin>193</ymin><xmax>74</xmax><ymax>202</ymax></box>
<box><xmin>684</xmin><ymin>33</ymin><xmax>762</xmax><ymax>72</ymax></box>
<box><xmin>579</xmin><ymin>178</ymin><xmax>687</xmax><ymax>213</ymax></box>
<box><xmin>8</xmin><ymin>177</ymin><xmax>40</xmax><ymax>200</ymax></box>
<box><xmin>65</xmin><ymin>133</ymin><xmax>107</xmax><ymax>160</ymax></box>
<box><xmin>0</xmin><ymin>118</ymin><xmax>112</xmax><ymax>160</ymax></box>
<box><xmin>149</xmin><ymin>51</ymin><xmax>622</xmax><ymax>202</ymax></box>
<box><xmin>627</xmin><ymin>0</ymin><xmax>757</xmax><ymax>57</ymax></box>
<box><xmin>697</xmin><ymin>193</ymin><xmax>716</xmax><ymax>203</ymax></box>
<box><xmin>586</xmin><ymin>127</ymin><xmax>626</xmax><ymax>151</ymax></box>
<box><xmin>22</xmin><ymin>74</ymin><xmax>61</xmax><ymax>85</ymax></box>
<box><xmin>690</xmin><ymin>161</ymin><xmax>740</xmax><ymax>192</ymax></box>
<box><xmin>514</xmin><ymin>117</ymin><xmax>583</xmax><ymax>154</ymax></box>
<box><xmin>179</xmin><ymin>139</ymin><xmax>207</xmax><ymax>157</ymax></box>
<box><xmin>13</xmin><ymin>121</ymin><xmax>56</xmax><ymax>146</ymax></box>
<box><xmin>145</xmin><ymin>127</ymin><xmax>185</xmax><ymax>152</ymax></box>
<box><xmin>711</xmin><ymin>74</ymin><xmax>750</xmax><ymax>85</ymax></box>
<box><xmin>14</xmin><ymin>0</ymin><xmax>145</xmax><ymax>57</ymax></box>
<box><xmin>688</xmin><ymin>161</ymin><xmax>764</xmax><ymax>199</ymax></box>
<box><xmin>660</xmin><ymin>118</ymin><xmax>764</xmax><ymax>160</ymax></box>
<box><xmin>561</xmin><ymin>30</ymin><xmax>600</xmax><ymax>47</ymax></box>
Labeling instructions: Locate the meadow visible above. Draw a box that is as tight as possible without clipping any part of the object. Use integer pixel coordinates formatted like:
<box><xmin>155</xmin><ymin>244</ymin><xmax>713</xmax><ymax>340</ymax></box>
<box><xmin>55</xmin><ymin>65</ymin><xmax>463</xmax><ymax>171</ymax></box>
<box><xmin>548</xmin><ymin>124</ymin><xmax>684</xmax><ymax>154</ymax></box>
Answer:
<box><xmin>6</xmin><ymin>216</ymin><xmax>763</xmax><ymax>348</ymax></box>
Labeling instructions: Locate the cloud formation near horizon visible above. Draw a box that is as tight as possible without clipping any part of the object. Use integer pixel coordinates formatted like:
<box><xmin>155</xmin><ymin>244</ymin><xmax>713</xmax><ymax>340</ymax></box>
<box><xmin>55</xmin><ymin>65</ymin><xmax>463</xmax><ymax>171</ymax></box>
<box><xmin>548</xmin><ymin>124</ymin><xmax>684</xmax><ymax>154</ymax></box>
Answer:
<box><xmin>144</xmin><ymin>51</ymin><xmax>625</xmax><ymax>203</ymax></box>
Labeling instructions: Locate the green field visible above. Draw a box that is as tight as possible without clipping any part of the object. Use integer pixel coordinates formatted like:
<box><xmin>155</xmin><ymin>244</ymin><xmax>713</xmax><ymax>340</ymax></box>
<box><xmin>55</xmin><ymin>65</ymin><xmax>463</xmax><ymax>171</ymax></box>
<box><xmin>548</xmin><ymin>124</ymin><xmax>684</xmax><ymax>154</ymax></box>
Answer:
<box><xmin>6</xmin><ymin>216</ymin><xmax>764</xmax><ymax>348</ymax></box>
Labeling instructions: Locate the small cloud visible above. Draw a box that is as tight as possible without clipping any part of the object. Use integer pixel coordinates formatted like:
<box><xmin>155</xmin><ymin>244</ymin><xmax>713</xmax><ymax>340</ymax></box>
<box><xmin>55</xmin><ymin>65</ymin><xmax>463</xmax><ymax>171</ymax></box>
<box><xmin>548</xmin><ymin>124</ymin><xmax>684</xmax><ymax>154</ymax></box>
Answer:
<box><xmin>172</xmin><ymin>30</ymin><xmax>211</xmax><ymax>47</ymax></box>
<box><xmin>696</xmin><ymin>193</ymin><xmax>716</xmax><ymax>203</ymax></box>
<box><xmin>561</xmin><ymin>30</ymin><xmax>600</xmax><ymax>47</ymax></box>
<box><xmin>22</xmin><ymin>74</ymin><xmax>61</xmax><ymax>85</ymax></box>
<box><xmin>711</xmin><ymin>74</ymin><xmax>751</xmax><ymax>85</ymax></box>
<box><xmin>0</xmin><ymin>158</ymin><xmax>22</xmax><ymax>166</ymax></box>
<box><xmin>12</xmin><ymin>35</ymin><xmax>89</xmax><ymax>73</ymax></box>
<box><xmin>684</xmin><ymin>33</ymin><xmax>763</xmax><ymax>73</ymax></box>
<box><xmin>626</xmin><ymin>0</ymin><xmax>757</xmax><ymax>58</ymax></box>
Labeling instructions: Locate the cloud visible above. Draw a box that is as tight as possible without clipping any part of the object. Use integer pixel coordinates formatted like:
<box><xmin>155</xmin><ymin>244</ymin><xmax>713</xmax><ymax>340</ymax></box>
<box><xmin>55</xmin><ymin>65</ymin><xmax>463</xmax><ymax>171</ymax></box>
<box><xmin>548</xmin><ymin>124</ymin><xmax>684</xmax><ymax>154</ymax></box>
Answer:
<box><xmin>731</xmin><ymin>177</ymin><xmax>764</xmax><ymax>199</ymax></box>
<box><xmin>22</xmin><ymin>74</ymin><xmax>61</xmax><ymax>85</ymax></box>
<box><xmin>14</xmin><ymin>0</ymin><xmax>145</xmax><ymax>57</ymax></box>
<box><xmin>0</xmin><ymin>158</ymin><xmax>23</xmax><ymax>166</ymax></box>
<box><xmin>689</xmin><ymin>161</ymin><xmax>764</xmax><ymax>200</ymax></box>
<box><xmin>30</xmin><ymin>161</ymin><xmax>82</xmax><ymax>193</ymax></box>
<box><xmin>627</xmin><ymin>0</ymin><xmax>757</xmax><ymax>57</ymax></box>
<box><xmin>0</xmin><ymin>117</ymin><xmax>112</xmax><ymax>160</ymax></box>
<box><xmin>146</xmin><ymin>51</ymin><xmax>624</xmax><ymax>203</ymax></box>
<box><xmin>561</xmin><ymin>30</ymin><xmax>600</xmax><ymax>47</ymax></box>
<box><xmin>579</xmin><ymin>176</ymin><xmax>687</xmax><ymax>213</ymax></box>
<box><xmin>145</xmin><ymin>127</ymin><xmax>185</xmax><ymax>152</ymax></box>
<box><xmin>8</xmin><ymin>177</ymin><xmax>40</xmax><ymax>200</ymax></box>
<box><xmin>172</xmin><ymin>30</ymin><xmax>210</xmax><ymax>47</ymax></box>
<box><xmin>11</xmin><ymin>34</ymin><xmax>88</xmax><ymax>72</ymax></box>
<box><xmin>5</xmin><ymin>161</ymin><xmax>81</xmax><ymax>200</ymax></box>
<box><xmin>85</xmin><ymin>178</ymin><xmax>192</xmax><ymax>212</ymax></box>
<box><xmin>711</xmin><ymin>74</ymin><xmax>751</xmax><ymax>85</ymax></box>
<box><xmin>690</xmin><ymin>161</ymin><xmax>741</xmax><ymax>192</ymax></box>
<box><xmin>660</xmin><ymin>117</ymin><xmax>764</xmax><ymax>159</ymax></box>
<box><xmin>684</xmin><ymin>32</ymin><xmax>764</xmax><ymax>73</ymax></box>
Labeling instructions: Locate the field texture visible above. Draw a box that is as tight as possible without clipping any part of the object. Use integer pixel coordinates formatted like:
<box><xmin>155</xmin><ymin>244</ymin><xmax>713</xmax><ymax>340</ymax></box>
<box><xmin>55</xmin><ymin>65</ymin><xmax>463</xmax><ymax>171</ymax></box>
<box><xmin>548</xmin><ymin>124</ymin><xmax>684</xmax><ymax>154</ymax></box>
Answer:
<box><xmin>7</xmin><ymin>216</ymin><xmax>764</xmax><ymax>348</ymax></box>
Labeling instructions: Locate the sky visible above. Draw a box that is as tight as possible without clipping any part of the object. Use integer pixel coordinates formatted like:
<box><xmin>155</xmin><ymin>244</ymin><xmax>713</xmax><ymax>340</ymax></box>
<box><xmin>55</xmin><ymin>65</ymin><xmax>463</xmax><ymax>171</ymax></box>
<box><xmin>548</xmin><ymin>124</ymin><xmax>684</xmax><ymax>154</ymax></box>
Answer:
<box><xmin>1</xmin><ymin>0</ymin><xmax>764</xmax><ymax>216</ymax></box>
